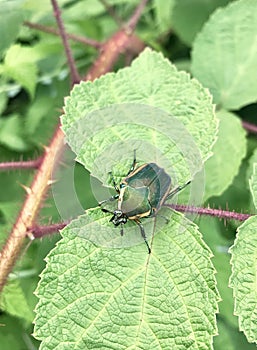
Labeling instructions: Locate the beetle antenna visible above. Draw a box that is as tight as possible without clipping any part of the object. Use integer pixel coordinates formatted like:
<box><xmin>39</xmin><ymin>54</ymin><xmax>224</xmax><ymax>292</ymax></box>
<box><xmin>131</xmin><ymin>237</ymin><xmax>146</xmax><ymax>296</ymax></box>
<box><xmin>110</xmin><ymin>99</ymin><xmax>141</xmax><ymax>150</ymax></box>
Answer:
<box><xmin>135</xmin><ymin>220</ymin><xmax>151</xmax><ymax>254</ymax></box>
<box><xmin>166</xmin><ymin>180</ymin><xmax>191</xmax><ymax>200</ymax></box>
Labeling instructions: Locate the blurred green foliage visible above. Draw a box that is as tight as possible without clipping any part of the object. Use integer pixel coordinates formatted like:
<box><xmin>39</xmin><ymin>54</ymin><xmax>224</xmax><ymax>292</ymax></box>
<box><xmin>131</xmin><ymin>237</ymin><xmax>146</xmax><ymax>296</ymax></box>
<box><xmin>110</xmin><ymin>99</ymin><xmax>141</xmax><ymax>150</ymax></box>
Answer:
<box><xmin>0</xmin><ymin>0</ymin><xmax>256</xmax><ymax>349</ymax></box>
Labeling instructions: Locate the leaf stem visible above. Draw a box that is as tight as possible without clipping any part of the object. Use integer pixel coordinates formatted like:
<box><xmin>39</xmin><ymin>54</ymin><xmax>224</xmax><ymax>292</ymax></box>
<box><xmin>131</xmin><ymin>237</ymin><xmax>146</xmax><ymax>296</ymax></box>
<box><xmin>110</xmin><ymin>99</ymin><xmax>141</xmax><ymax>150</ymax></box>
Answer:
<box><xmin>51</xmin><ymin>0</ymin><xmax>80</xmax><ymax>85</ymax></box>
<box><xmin>31</xmin><ymin>222</ymin><xmax>68</xmax><ymax>238</ymax></box>
<box><xmin>30</xmin><ymin>205</ymin><xmax>253</xmax><ymax>240</ymax></box>
<box><xmin>23</xmin><ymin>21</ymin><xmax>102</xmax><ymax>49</ymax></box>
<box><xmin>242</xmin><ymin>121</ymin><xmax>257</xmax><ymax>134</ymax></box>
<box><xmin>85</xmin><ymin>0</ymin><xmax>147</xmax><ymax>81</ymax></box>
<box><xmin>167</xmin><ymin>204</ymin><xmax>252</xmax><ymax>221</ymax></box>
<box><xmin>0</xmin><ymin>157</ymin><xmax>42</xmax><ymax>171</ymax></box>
<box><xmin>0</xmin><ymin>126</ymin><xmax>65</xmax><ymax>291</ymax></box>
<box><xmin>126</xmin><ymin>0</ymin><xmax>149</xmax><ymax>31</ymax></box>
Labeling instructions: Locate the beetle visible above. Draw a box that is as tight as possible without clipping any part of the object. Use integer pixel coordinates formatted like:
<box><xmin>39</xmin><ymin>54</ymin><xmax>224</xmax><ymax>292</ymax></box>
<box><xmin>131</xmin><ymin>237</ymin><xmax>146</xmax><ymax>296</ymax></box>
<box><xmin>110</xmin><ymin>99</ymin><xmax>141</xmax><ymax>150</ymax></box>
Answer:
<box><xmin>99</xmin><ymin>151</ymin><xmax>190</xmax><ymax>253</ymax></box>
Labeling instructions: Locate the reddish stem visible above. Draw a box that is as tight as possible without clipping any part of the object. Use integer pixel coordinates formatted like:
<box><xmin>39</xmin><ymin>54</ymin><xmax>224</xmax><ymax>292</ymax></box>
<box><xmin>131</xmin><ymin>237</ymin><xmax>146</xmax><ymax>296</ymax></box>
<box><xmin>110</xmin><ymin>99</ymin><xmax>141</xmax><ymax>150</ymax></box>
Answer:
<box><xmin>31</xmin><ymin>222</ymin><xmax>68</xmax><ymax>238</ymax></box>
<box><xmin>126</xmin><ymin>0</ymin><xmax>148</xmax><ymax>31</ymax></box>
<box><xmin>0</xmin><ymin>157</ymin><xmax>42</xmax><ymax>171</ymax></box>
<box><xmin>168</xmin><ymin>204</ymin><xmax>252</xmax><ymax>221</ymax></box>
<box><xmin>31</xmin><ymin>205</ymin><xmax>253</xmax><ymax>240</ymax></box>
<box><xmin>51</xmin><ymin>0</ymin><xmax>80</xmax><ymax>85</ymax></box>
<box><xmin>242</xmin><ymin>121</ymin><xmax>257</xmax><ymax>134</ymax></box>
<box><xmin>24</xmin><ymin>21</ymin><xmax>102</xmax><ymax>48</ymax></box>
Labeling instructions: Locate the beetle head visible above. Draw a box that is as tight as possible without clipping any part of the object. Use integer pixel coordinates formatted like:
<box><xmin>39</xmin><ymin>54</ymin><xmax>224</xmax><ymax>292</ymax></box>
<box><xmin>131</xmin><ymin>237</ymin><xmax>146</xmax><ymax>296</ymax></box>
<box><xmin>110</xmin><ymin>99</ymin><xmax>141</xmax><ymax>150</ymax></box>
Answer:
<box><xmin>110</xmin><ymin>210</ymin><xmax>127</xmax><ymax>226</ymax></box>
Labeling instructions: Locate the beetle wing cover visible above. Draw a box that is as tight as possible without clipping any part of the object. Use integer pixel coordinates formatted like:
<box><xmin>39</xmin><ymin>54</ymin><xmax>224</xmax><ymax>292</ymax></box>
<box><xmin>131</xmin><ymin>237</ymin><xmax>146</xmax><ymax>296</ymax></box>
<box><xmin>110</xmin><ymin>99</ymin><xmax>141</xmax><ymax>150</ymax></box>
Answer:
<box><xmin>125</xmin><ymin>163</ymin><xmax>171</xmax><ymax>211</ymax></box>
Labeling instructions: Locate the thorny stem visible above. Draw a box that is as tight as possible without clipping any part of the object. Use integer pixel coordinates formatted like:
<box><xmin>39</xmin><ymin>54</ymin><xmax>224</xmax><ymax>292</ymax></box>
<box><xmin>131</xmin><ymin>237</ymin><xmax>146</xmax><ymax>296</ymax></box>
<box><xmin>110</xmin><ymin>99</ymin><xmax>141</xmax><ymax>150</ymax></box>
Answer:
<box><xmin>0</xmin><ymin>157</ymin><xmax>42</xmax><ymax>171</ymax></box>
<box><xmin>30</xmin><ymin>204</ymin><xmax>253</xmax><ymax>240</ymax></box>
<box><xmin>0</xmin><ymin>127</ymin><xmax>65</xmax><ymax>291</ymax></box>
<box><xmin>85</xmin><ymin>0</ymin><xmax>147</xmax><ymax>81</ymax></box>
<box><xmin>32</xmin><ymin>222</ymin><xmax>68</xmax><ymax>238</ymax></box>
<box><xmin>0</xmin><ymin>0</ymin><xmax>147</xmax><ymax>292</ymax></box>
<box><xmin>126</xmin><ymin>0</ymin><xmax>149</xmax><ymax>31</ymax></box>
<box><xmin>24</xmin><ymin>21</ymin><xmax>102</xmax><ymax>49</ymax></box>
<box><xmin>51</xmin><ymin>0</ymin><xmax>80</xmax><ymax>85</ymax></box>
<box><xmin>168</xmin><ymin>204</ymin><xmax>252</xmax><ymax>221</ymax></box>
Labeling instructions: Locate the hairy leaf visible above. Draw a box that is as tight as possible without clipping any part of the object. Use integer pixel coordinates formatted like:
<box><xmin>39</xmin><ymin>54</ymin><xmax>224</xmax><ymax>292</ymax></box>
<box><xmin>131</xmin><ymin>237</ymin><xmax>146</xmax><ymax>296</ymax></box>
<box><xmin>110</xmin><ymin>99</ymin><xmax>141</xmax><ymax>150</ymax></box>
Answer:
<box><xmin>0</xmin><ymin>114</ymin><xmax>30</xmax><ymax>151</ymax></box>
<box><xmin>249</xmin><ymin>164</ymin><xmax>257</xmax><ymax>208</ymax></box>
<box><xmin>192</xmin><ymin>0</ymin><xmax>257</xmax><ymax>109</ymax></box>
<box><xmin>62</xmin><ymin>48</ymin><xmax>217</xmax><ymax>196</ymax></box>
<box><xmin>0</xmin><ymin>1</ymin><xmax>24</xmax><ymax>56</ymax></box>
<box><xmin>229</xmin><ymin>215</ymin><xmax>257</xmax><ymax>344</ymax></box>
<box><xmin>34</xmin><ymin>209</ymin><xmax>218</xmax><ymax>350</ymax></box>
<box><xmin>154</xmin><ymin>0</ymin><xmax>175</xmax><ymax>32</ymax></box>
<box><xmin>172</xmin><ymin>0</ymin><xmax>230</xmax><ymax>46</ymax></box>
<box><xmin>230</xmin><ymin>165</ymin><xmax>257</xmax><ymax>344</ymax></box>
<box><xmin>2</xmin><ymin>45</ymin><xmax>38</xmax><ymax>98</ymax></box>
<box><xmin>204</xmin><ymin>110</ymin><xmax>247</xmax><ymax>201</ymax></box>
<box><xmin>0</xmin><ymin>280</ymin><xmax>34</xmax><ymax>323</ymax></box>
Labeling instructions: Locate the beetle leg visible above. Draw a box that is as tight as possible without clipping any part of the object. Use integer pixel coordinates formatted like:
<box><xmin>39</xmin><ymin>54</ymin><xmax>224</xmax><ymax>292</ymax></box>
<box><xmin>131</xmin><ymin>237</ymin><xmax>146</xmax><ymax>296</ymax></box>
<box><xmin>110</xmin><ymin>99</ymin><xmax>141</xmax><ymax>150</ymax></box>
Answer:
<box><xmin>126</xmin><ymin>149</ymin><xmax>137</xmax><ymax>175</ymax></box>
<box><xmin>166</xmin><ymin>180</ymin><xmax>191</xmax><ymax>200</ymax></box>
<box><xmin>98</xmin><ymin>194</ymin><xmax>119</xmax><ymax>207</ymax></box>
<box><xmin>149</xmin><ymin>209</ymin><xmax>170</xmax><ymax>225</ymax></box>
<box><xmin>135</xmin><ymin>220</ymin><xmax>151</xmax><ymax>254</ymax></box>
<box><xmin>108</xmin><ymin>171</ymin><xmax>120</xmax><ymax>193</ymax></box>
<box><xmin>101</xmin><ymin>208</ymin><xmax>114</xmax><ymax>214</ymax></box>
<box><xmin>120</xmin><ymin>224</ymin><xmax>124</xmax><ymax>236</ymax></box>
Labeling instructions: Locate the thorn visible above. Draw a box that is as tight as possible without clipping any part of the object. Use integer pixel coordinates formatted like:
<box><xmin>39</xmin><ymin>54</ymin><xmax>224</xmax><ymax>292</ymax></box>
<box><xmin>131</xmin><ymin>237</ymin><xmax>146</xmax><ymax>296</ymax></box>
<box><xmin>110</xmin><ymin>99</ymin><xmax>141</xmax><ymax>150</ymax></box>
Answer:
<box><xmin>47</xmin><ymin>179</ymin><xmax>57</xmax><ymax>186</ymax></box>
<box><xmin>26</xmin><ymin>231</ymin><xmax>35</xmax><ymax>240</ymax></box>
<box><xmin>20</xmin><ymin>183</ymin><xmax>32</xmax><ymax>195</ymax></box>
<box><xmin>58</xmin><ymin>160</ymin><xmax>69</xmax><ymax>168</ymax></box>
<box><xmin>56</xmin><ymin>107</ymin><xmax>63</xmax><ymax>113</ymax></box>
<box><xmin>42</xmin><ymin>145</ymin><xmax>50</xmax><ymax>152</ymax></box>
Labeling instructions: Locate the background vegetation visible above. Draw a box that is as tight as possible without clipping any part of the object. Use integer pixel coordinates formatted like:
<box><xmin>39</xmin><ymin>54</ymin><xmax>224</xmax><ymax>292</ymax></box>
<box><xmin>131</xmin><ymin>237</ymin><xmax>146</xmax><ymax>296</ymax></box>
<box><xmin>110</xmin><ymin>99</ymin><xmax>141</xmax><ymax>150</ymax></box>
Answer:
<box><xmin>0</xmin><ymin>0</ymin><xmax>257</xmax><ymax>349</ymax></box>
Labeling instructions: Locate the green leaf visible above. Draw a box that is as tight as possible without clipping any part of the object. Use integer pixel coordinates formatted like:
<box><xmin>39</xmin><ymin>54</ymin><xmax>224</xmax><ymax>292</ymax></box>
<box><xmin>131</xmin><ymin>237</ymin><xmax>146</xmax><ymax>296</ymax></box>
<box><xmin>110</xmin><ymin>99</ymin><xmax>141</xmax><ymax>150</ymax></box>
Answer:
<box><xmin>249</xmin><ymin>163</ymin><xmax>257</xmax><ymax>209</ymax></box>
<box><xmin>246</xmin><ymin>147</ymin><xmax>257</xmax><ymax>191</ymax></box>
<box><xmin>199</xmin><ymin>216</ymin><xmax>237</xmax><ymax>328</ymax></box>
<box><xmin>154</xmin><ymin>0</ymin><xmax>175</xmax><ymax>32</ymax></box>
<box><xmin>25</xmin><ymin>80</ymin><xmax>69</xmax><ymax>145</ymax></box>
<box><xmin>191</xmin><ymin>0</ymin><xmax>257</xmax><ymax>109</ymax></box>
<box><xmin>0</xmin><ymin>114</ymin><xmax>30</xmax><ymax>151</ymax></box>
<box><xmin>34</xmin><ymin>209</ymin><xmax>218</xmax><ymax>349</ymax></box>
<box><xmin>213</xmin><ymin>317</ymin><xmax>257</xmax><ymax>350</ymax></box>
<box><xmin>0</xmin><ymin>1</ymin><xmax>24</xmax><ymax>57</ymax></box>
<box><xmin>0</xmin><ymin>280</ymin><xmax>34</xmax><ymax>323</ymax></box>
<box><xmin>62</xmin><ymin>48</ymin><xmax>217</xmax><ymax>192</ymax></box>
<box><xmin>2</xmin><ymin>44</ymin><xmax>38</xmax><ymax>98</ymax></box>
<box><xmin>204</xmin><ymin>110</ymin><xmax>247</xmax><ymax>201</ymax></box>
<box><xmin>213</xmin><ymin>319</ymin><xmax>235</xmax><ymax>350</ymax></box>
<box><xmin>0</xmin><ymin>314</ymin><xmax>38</xmax><ymax>350</ymax></box>
<box><xmin>172</xmin><ymin>0</ymin><xmax>230</xmax><ymax>46</ymax></box>
<box><xmin>0</xmin><ymin>91</ymin><xmax>8</xmax><ymax>115</ymax></box>
<box><xmin>229</xmin><ymin>215</ymin><xmax>257</xmax><ymax>343</ymax></box>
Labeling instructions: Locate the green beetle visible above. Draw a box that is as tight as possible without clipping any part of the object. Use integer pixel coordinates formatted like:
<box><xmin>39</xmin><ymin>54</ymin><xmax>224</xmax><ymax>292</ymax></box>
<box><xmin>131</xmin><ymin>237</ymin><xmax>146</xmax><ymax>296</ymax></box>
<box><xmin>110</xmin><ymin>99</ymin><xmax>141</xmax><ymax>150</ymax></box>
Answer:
<box><xmin>99</xmin><ymin>152</ymin><xmax>190</xmax><ymax>253</ymax></box>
